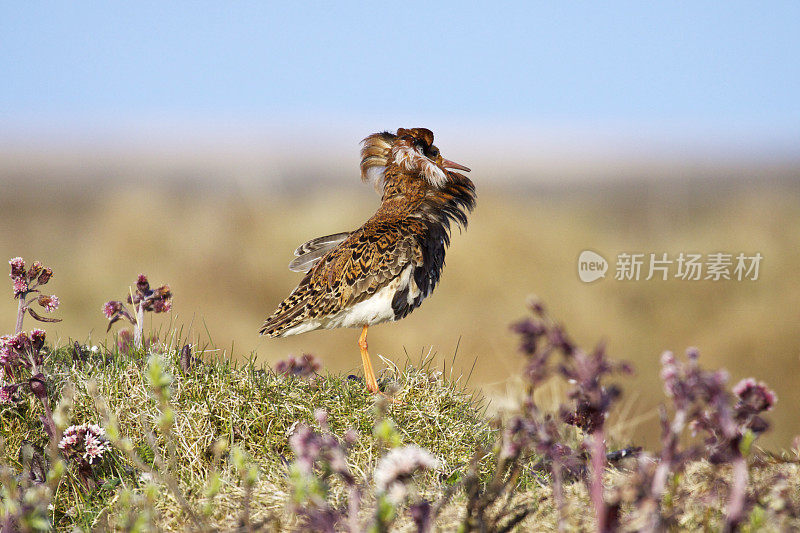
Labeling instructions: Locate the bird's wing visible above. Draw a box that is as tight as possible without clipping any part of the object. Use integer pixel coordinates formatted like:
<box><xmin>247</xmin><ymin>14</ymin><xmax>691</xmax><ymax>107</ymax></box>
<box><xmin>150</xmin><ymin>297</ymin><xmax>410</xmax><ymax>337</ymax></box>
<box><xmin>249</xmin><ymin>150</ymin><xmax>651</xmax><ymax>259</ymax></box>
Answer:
<box><xmin>288</xmin><ymin>232</ymin><xmax>351</xmax><ymax>273</ymax></box>
<box><xmin>260</xmin><ymin>219</ymin><xmax>424</xmax><ymax>336</ymax></box>
<box><xmin>324</xmin><ymin>219</ymin><xmax>423</xmax><ymax>308</ymax></box>
<box><xmin>293</xmin><ymin>232</ymin><xmax>351</xmax><ymax>256</ymax></box>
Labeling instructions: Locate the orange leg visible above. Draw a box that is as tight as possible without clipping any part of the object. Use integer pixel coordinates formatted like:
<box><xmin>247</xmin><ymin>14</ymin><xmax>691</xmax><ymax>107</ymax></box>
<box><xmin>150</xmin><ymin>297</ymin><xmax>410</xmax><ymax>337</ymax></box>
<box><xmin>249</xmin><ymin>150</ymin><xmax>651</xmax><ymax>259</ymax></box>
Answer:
<box><xmin>358</xmin><ymin>325</ymin><xmax>380</xmax><ymax>393</ymax></box>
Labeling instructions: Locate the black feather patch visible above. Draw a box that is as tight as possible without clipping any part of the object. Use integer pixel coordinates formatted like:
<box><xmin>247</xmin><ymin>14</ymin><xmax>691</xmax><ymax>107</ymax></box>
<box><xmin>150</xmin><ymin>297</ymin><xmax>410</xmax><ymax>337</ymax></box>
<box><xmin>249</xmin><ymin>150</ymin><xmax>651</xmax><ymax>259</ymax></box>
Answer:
<box><xmin>414</xmin><ymin>221</ymin><xmax>448</xmax><ymax>299</ymax></box>
<box><xmin>391</xmin><ymin>284</ymin><xmax>424</xmax><ymax>321</ymax></box>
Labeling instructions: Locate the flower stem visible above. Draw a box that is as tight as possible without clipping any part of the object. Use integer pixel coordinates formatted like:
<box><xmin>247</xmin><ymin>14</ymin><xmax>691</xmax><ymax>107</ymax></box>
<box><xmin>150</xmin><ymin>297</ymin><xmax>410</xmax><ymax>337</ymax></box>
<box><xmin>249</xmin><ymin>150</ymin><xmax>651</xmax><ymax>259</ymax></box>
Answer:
<box><xmin>589</xmin><ymin>430</ymin><xmax>607</xmax><ymax>532</ymax></box>
<box><xmin>134</xmin><ymin>303</ymin><xmax>144</xmax><ymax>349</ymax></box>
<box><xmin>552</xmin><ymin>458</ymin><xmax>565</xmax><ymax>532</ymax></box>
<box><xmin>724</xmin><ymin>455</ymin><xmax>748</xmax><ymax>532</ymax></box>
<box><xmin>15</xmin><ymin>296</ymin><xmax>26</xmax><ymax>334</ymax></box>
<box><xmin>39</xmin><ymin>395</ymin><xmax>57</xmax><ymax>441</ymax></box>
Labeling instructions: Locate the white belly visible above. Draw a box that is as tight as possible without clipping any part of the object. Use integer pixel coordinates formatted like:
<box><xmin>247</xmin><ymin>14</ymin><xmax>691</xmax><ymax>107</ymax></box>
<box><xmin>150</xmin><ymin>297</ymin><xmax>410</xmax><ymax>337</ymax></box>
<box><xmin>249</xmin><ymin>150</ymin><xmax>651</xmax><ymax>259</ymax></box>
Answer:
<box><xmin>323</xmin><ymin>264</ymin><xmax>420</xmax><ymax>329</ymax></box>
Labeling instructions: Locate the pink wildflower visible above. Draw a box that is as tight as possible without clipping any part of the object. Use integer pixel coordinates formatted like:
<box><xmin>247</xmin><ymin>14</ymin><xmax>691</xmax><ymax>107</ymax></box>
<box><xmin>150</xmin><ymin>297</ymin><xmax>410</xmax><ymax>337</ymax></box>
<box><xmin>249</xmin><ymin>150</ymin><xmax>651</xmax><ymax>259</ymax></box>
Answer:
<box><xmin>153</xmin><ymin>298</ymin><xmax>172</xmax><ymax>313</ymax></box>
<box><xmin>38</xmin><ymin>294</ymin><xmax>60</xmax><ymax>312</ymax></box>
<box><xmin>0</xmin><ymin>386</ymin><xmax>13</xmax><ymax>404</ymax></box>
<box><xmin>733</xmin><ymin>378</ymin><xmax>777</xmax><ymax>412</ymax></box>
<box><xmin>59</xmin><ymin>423</ymin><xmax>110</xmax><ymax>465</ymax></box>
<box><xmin>30</xmin><ymin>329</ymin><xmax>46</xmax><ymax>351</ymax></box>
<box><xmin>9</xmin><ymin>257</ymin><xmax>25</xmax><ymax>278</ymax></box>
<box><xmin>0</xmin><ymin>346</ymin><xmax>11</xmax><ymax>365</ymax></box>
<box><xmin>136</xmin><ymin>274</ymin><xmax>150</xmax><ymax>292</ymax></box>
<box><xmin>0</xmin><ymin>371</ymin><xmax>16</xmax><ymax>404</ymax></box>
<box><xmin>102</xmin><ymin>301</ymin><xmax>122</xmax><ymax>319</ymax></box>
<box><xmin>9</xmin><ymin>332</ymin><xmax>30</xmax><ymax>352</ymax></box>
<box><xmin>0</xmin><ymin>336</ymin><xmax>13</xmax><ymax>366</ymax></box>
<box><xmin>60</xmin><ymin>433</ymin><xmax>78</xmax><ymax>447</ymax></box>
<box><xmin>13</xmin><ymin>278</ymin><xmax>28</xmax><ymax>297</ymax></box>
<box><xmin>275</xmin><ymin>353</ymin><xmax>320</xmax><ymax>378</ymax></box>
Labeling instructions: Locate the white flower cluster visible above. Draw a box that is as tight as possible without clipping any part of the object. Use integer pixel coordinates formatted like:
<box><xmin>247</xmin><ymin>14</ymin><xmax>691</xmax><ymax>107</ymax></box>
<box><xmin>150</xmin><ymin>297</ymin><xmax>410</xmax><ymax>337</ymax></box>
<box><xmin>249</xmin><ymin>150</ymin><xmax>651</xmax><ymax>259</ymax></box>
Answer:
<box><xmin>374</xmin><ymin>445</ymin><xmax>440</xmax><ymax>504</ymax></box>
<box><xmin>59</xmin><ymin>423</ymin><xmax>111</xmax><ymax>464</ymax></box>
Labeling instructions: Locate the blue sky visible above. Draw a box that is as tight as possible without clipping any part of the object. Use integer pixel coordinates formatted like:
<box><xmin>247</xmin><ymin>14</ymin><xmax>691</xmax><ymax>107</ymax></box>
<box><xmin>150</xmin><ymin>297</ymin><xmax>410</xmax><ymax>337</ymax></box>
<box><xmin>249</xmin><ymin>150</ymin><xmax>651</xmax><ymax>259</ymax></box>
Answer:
<box><xmin>2</xmin><ymin>2</ymin><xmax>799</xmax><ymax>152</ymax></box>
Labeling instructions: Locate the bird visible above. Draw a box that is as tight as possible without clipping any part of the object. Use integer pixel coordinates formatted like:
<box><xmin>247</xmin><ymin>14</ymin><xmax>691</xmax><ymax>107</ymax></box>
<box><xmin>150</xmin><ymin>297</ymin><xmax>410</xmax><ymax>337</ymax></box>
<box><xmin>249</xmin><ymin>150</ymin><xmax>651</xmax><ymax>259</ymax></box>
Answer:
<box><xmin>260</xmin><ymin>127</ymin><xmax>476</xmax><ymax>395</ymax></box>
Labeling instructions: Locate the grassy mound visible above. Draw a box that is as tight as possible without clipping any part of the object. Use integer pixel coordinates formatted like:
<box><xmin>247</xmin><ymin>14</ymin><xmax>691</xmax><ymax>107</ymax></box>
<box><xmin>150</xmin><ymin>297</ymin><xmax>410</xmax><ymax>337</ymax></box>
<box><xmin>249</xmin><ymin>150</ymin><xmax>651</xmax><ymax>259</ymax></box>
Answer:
<box><xmin>2</xmin><ymin>344</ymin><xmax>492</xmax><ymax>530</ymax></box>
<box><xmin>3</xmin><ymin>340</ymin><xmax>800</xmax><ymax>531</ymax></box>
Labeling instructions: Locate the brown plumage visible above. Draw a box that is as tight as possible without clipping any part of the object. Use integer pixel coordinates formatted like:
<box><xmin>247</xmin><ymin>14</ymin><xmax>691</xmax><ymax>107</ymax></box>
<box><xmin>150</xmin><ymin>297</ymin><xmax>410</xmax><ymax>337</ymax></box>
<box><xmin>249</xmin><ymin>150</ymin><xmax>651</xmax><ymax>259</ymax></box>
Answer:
<box><xmin>260</xmin><ymin>127</ymin><xmax>475</xmax><ymax>394</ymax></box>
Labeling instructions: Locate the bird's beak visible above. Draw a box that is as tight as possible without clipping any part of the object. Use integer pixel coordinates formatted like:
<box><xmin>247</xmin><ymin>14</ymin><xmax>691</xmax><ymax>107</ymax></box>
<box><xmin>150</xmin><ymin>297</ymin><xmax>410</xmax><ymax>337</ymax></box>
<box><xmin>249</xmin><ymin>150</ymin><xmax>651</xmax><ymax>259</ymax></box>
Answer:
<box><xmin>441</xmin><ymin>159</ymin><xmax>471</xmax><ymax>172</ymax></box>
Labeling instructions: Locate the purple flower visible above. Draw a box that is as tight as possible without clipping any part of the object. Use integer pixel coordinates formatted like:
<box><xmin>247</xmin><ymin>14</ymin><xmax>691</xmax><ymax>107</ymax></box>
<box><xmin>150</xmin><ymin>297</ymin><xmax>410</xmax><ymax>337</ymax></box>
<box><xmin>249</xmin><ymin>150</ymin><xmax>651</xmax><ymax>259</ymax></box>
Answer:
<box><xmin>84</xmin><ymin>433</ymin><xmax>108</xmax><ymax>463</ymax></box>
<box><xmin>510</xmin><ymin>317</ymin><xmax>546</xmax><ymax>355</ymax></box>
<box><xmin>60</xmin><ymin>432</ymin><xmax>78</xmax><ymax>447</ymax></box>
<box><xmin>59</xmin><ymin>423</ymin><xmax>111</xmax><ymax>465</ymax></box>
<box><xmin>289</xmin><ymin>424</ymin><xmax>322</xmax><ymax>475</ymax></box>
<box><xmin>152</xmin><ymin>298</ymin><xmax>172</xmax><ymax>313</ymax></box>
<box><xmin>116</xmin><ymin>330</ymin><xmax>157</xmax><ymax>355</ymax></box>
<box><xmin>0</xmin><ymin>384</ymin><xmax>15</xmax><ymax>404</ymax></box>
<box><xmin>275</xmin><ymin>353</ymin><xmax>321</xmax><ymax>378</ymax></box>
<box><xmin>136</xmin><ymin>274</ymin><xmax>150</xmax><ymax>293</ymax></box>
<box><xmin>526</xmin><ymin>295</ymin><xmax>545</xmax><ymax>314</ymax></box>
<box><xmin>733</xmin><ymin>378</ymin><xmax>777</xmax><ymax>412</ymax></box>
<box><xmin>38</xmin><ymin>294</ymin><xmax>60</xmax><ymax>312</ymax></box>
<box><xmin>13</xmin><ymin>277</ymin><xmax>28</xmax><ymax>297</ymax></box>
<box><xmin>0</xmin><ymin>336</ymin><xmax>12</xmax><ymax>365</ymax></box>
<box><xmin>289</xmin><ymin>421</ymin><xmax>354</xmax><ymax>485</ymax></box>
<box><xmin>30</xmin><ymin>329</ymin><xmax>46</xmax><ymax>351</ymax></box>
<box><xmin>548</xmin><ymin>325</ymin><xmax>574</xmax><ymax>355</ymax></box>
<box><xmin>102</xmin><ymin>300</ymin><xmax>122</xmax><ymax>319</ymax></box>
<box><xmin>147</xmin><ymin>285</ymin><xmax>172</xmax><ymax>313</ymax></box>
<box><xmin>0</xmin><ymin>367</ymin><xmax>23</xmax><ymax>404</ymax></box>
<box><xmin>9</xmin><ymin>257</ymin><xmax>25</xmax><ymax>279</ymax></box>
<box><xmin>116</xmin><ymin>330</ymin><xmax>134</xmax><ymax>354</ymax></box>
<box><xmin>9</xmin><ymin>332</ymin><xmax>31</xmax><ymax>352</ymax></box>
<box><xmin>107</xmin><ymin>274</ymin><xmax>173</xmax><ymax>342</ymax></box>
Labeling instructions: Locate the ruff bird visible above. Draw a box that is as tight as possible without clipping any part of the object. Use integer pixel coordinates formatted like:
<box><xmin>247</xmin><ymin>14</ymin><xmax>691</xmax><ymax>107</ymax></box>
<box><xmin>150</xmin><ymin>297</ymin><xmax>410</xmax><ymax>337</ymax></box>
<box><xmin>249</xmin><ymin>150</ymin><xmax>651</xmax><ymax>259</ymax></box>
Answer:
<box><xmin>260</xmin><ymin>127</ymin><xmax>476</xmax><ymax>395</ymax></box>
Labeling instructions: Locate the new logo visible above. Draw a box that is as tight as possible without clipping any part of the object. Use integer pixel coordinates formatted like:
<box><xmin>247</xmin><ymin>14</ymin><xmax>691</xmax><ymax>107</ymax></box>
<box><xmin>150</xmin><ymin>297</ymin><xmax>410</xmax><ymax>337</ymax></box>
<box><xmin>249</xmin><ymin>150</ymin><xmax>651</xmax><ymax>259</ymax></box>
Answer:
<box><xmin>578</xmin><ymin>250</ymin><xmax>608</xmax><ymax>283</ymax></box>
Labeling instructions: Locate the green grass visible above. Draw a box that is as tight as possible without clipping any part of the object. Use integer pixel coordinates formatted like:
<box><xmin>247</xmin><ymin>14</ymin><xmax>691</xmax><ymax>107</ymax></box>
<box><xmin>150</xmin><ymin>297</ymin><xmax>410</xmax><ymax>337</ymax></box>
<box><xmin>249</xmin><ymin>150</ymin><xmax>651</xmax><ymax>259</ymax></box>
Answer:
<box><xmin>3</xmin><ymin>341</ymin><xmax>800</xmax><ymax>531</ymax></box>
<box><xmin>2</xmin><ymin>343</ymin><xmax>495</xmax><ymax>530</ymax></box>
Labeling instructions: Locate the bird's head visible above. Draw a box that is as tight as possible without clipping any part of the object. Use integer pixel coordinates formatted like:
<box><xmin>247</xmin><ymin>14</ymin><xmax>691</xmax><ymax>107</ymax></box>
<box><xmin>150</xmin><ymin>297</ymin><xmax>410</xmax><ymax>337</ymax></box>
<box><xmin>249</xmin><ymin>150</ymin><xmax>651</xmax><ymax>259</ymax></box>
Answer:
<box><xmin>360</xmin><ymin>127</ymin><xmax>470</xmax><ymax>193</ymax></box>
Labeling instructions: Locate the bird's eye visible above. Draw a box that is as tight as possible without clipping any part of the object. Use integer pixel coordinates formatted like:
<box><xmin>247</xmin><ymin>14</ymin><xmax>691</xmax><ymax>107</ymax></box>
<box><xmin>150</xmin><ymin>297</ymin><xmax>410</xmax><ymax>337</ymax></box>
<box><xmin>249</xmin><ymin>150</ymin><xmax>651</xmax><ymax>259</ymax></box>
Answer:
<box><xmin>426</xmin><ymin>146</ymin><xmax>439</xmax><ymax>159</ymax></box>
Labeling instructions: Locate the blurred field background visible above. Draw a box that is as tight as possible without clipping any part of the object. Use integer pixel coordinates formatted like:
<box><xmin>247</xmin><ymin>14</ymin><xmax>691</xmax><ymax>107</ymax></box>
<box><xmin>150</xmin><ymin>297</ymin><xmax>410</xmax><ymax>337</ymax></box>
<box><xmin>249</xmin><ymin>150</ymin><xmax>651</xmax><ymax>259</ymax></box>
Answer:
<box><xmin>2</xmin><ymin>3</ymin><xmax>798</xmax><ymax>450</ymax></box>
<box><xmin>2</xmin><ymin>154</ymin><xmax>799</xmax><ymax>450</ymax></box>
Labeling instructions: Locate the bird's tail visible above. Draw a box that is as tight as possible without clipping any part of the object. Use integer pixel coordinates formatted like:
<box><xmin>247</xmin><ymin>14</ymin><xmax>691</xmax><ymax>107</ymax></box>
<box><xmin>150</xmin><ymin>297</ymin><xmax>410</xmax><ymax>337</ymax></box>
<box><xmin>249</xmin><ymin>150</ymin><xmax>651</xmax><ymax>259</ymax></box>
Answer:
<box><xmin>259</xmin><ymin>287</ymin><xmax>316</xmax><ymax>337</ymax></box>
